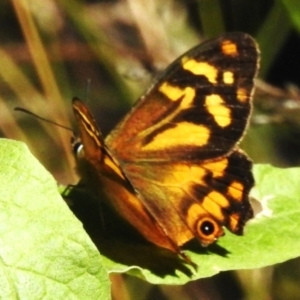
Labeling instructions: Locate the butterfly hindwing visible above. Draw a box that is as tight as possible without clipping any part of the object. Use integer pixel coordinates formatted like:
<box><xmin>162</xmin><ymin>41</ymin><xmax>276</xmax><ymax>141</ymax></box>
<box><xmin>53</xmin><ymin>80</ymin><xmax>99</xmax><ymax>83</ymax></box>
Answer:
<box><xmin>121</xmin><ymin>149</ymin><xmax>254</xmax><ymax>247</ymax></box>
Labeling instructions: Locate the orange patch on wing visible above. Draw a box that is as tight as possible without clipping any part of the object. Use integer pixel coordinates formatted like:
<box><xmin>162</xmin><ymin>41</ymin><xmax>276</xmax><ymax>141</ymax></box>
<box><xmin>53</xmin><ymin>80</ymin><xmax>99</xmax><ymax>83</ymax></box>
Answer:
<box><xmin>142</xmin><ymin>122</ymin><xmax>210</xmax><ymax>151</ymax></box>
<box><xmin>205</xmin><ymin>191</ymin><xmax>229</xmax><ymax>209</ymax></box>
<box><xmin>205</xmin><ymin>94</ymin><xmax>231</xmax><ymax>127</ymax></box>
<box><xmin>223</xmin><ymin>71</ymin><xmax>234</xmax><ymax>84</ymax></box>
<box><xmin>227</xmin><ymin>181</ymin><xmax>244</xmax><ymax>201</ymax></box>
<box><xmin>182</xmin><ymin>58</ymin><xmax>218</xmax><ymax>84</ymax></box>
<box><xmin>221</xmin><ymin>40</ymin><xmax>238</xmax><ymax>56</ymax></box>
<box><xmin>159</xmin><ymin>82</ymin><xmax>195</xmax><ymax>108</ymax></box>
<box><xmin>202</xmin><ymin>158</ymin><xmax>228</xmax><ymax>177</ymax></box>
<box><xmin>237</xmin><ymin>88</ymin><xmax>249</xmax><ymax>103</ymax></box>
<box><xmin>201</xmin><ymin>196</ymin><xmax>225</xmax><ymax>222</ymax></box>
<box><xmin>186</xmin><ymin>203</ymin><xmax>206</xmax><ymax>228</ymax></box>
<box><xmin>228</xmin><ymin>213</ymin><xmax>241</xmax><ymax>232</ymax></box>
<box><xmin>164</xmin><ymin>164</ymin><xmax>201</xmax><ymax>186</ymax></box>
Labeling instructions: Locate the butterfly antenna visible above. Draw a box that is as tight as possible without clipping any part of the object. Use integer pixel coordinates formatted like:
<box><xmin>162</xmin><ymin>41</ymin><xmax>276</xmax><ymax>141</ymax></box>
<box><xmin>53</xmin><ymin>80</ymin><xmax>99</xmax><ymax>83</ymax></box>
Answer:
<box><xmin>14</xmin><ymin>107</ymin><xmax>73</xmax><ymax>131</ymax></box>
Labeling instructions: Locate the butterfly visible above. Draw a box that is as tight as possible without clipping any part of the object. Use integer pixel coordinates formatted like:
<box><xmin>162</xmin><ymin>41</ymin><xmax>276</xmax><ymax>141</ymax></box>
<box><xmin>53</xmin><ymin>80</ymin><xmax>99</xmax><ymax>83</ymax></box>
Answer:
<box><xmin>72</xmin><ymin>32</ymin><xmax>259</xmax><ymax>264</ymax></box>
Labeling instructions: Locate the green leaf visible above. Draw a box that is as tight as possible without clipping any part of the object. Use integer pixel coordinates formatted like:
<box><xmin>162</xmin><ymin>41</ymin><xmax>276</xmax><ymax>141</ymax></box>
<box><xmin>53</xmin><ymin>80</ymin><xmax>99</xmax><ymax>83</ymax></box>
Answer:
<box><xmin>5</xmin><ymin>138</ymin><xmax>300</xmax><ymax>289</ymax></box>
<box><xmin>0</xmin><ymin>139</ymin><xmax>110</xmax><ymax>299</ymax></box>
<box><xmin>101</xmin><ymin>164</ymin><xmax>300</xmax><ymax>285</ymax></box>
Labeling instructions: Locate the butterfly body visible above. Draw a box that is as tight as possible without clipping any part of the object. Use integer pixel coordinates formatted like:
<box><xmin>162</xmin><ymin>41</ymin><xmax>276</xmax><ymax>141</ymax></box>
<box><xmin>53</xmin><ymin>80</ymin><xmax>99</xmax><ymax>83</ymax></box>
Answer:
<box><xmin>73</xmin><ymin>32</ymin><xmax>259</xmax><ymax>261</ymax></box>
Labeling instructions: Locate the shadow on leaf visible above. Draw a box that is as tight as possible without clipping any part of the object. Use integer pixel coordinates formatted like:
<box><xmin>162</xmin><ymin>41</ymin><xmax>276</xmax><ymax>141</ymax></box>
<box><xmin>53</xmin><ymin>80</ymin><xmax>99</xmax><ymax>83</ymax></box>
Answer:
<box><xmin>67</xmin><ymin>187</ymin><xmax>228</xmax><ymax>277</ymax></box>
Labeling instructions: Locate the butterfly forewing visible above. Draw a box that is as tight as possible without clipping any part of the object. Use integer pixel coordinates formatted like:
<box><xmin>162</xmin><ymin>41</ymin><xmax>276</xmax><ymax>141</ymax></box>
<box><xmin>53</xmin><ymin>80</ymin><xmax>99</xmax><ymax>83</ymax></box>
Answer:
<box><xmin>106</xmin><ymin>32</ymin><xmax>259</xmax><ymax>161</ymax></box>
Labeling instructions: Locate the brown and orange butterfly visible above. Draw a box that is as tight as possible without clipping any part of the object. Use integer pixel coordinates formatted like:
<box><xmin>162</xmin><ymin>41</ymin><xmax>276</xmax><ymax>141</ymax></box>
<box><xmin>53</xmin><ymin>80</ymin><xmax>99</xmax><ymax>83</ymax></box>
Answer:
<box><xmin>73</xmin><ymin>32</ymin><xmax>259</xmax><ymax>263</ymax></box>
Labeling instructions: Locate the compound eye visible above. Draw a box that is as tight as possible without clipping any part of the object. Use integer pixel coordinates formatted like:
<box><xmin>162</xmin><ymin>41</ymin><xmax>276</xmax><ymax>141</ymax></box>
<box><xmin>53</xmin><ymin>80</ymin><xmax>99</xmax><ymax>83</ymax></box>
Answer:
<box><xmin>196</xmin><ymin>217</ymin><xmax>224</xmax><ymax>246</ymax></box>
